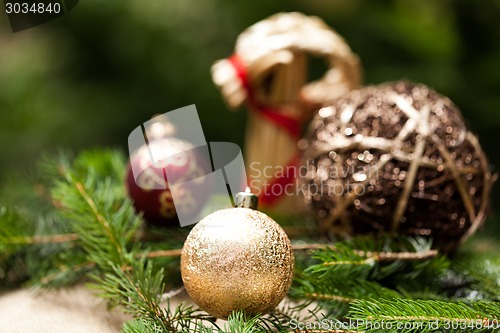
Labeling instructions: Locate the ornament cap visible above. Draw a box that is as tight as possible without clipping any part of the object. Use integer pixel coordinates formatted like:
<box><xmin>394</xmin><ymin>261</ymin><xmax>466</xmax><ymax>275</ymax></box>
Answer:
<box><xmin>146</xmin><ymin>115</ymin><xmax>176</xmax><ymax>141</ymax></box>
<box><xmin>235</xmin><ymin>187</ymin><xmax>258</xmax><ymax>210</ymax></box>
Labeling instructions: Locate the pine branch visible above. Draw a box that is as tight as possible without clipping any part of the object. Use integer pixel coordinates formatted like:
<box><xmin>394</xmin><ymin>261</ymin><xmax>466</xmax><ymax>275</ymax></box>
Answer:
<box><xmin>305</xmin><ymin>236</ymin><xmax>443</xmax><ymax>281</ymax></box>
<box><xmin>291</xmin><ymin>275</ymin><xmax>400</xmax><ymax>319</ymax></box>
<box><xmin>349</xmin><ymin>299</ymin><xmax>500</xmax><ymax>333</ymax></box>
<box><xmin>454</xmin><ymin>253</ymin><xmax>500</xmax><ymax>301</ymax></box>
<box><xmin>0</xmin><ymin>206</ymin><xmax>87</xmax><ymax>288</ymax></box>
<box><xmin>50</xmin><ymin>150</ymin><xmax>141</xmax><ymax>270</ymax></box>
<box><xmin>0</xmin><ymin>207</ymin><xmax>30</xmax><ymax>255</ymax></box>
<box><xmin>43</xmin><ymin>150</ymin><xmax>226</xmax><ymax>332</ymax></box>
<box><xmin>5</xmin><ymin>233</ymin><xmax>79</xmax><ymax>245</ymax></box>
<box><xmin>291</xmin><ymin>237</ymin><xmax>454</xmax><ymax>323</ymax></box>
<box><xmin>219</xmin><ymin>312</ymin><xmax>261</xmax><ymax>333</ymax></box>
<box><xmin>121</xmin><ymin>305</ymin><xmax>265</xmax><ymax>333</ymax></box>
<box><xmin>122</xmin><ymin>318</ymin><xmax>163</xmax><ymax>333</ymax></box>
<box><xmin>293</xmin><ymin>277</ymin><xmax>400</xmax><ymax>302</ymax></box>
<box><xmin>38</xmin><ymin>260</ymin><xmax>94</xmax><ymax>287</ymax></box>
<box><xmin>94</xmin><ymin>259</ymin><xmax>174</xmax><ymax>330</ymax></box>
<box><xmin>4</xmin><ymin>149</ymin><xmax>500</xmax><ymax>333</ymax></box>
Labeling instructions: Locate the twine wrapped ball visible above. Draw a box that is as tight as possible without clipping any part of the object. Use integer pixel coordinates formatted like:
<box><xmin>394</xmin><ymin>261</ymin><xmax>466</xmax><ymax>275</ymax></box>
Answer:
<box><xmin>301</xmin><ymin>81</ymin><xmax>494</xmax><ymax>251</ymax></box>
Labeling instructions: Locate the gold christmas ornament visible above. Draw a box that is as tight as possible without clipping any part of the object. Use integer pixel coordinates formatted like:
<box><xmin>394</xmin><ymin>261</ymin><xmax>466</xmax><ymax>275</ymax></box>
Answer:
<box><xmin>301</xmin><ymin>81</ymin><xmax>495</xmax><ymax>252</ymax></box>
<box><xmin>181</xmin><ymin>190</ymin><xmax>294</xmax><ymax>319</ymax></box>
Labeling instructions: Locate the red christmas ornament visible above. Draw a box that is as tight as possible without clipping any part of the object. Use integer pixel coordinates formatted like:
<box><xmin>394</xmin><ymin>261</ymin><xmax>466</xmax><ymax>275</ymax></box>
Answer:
<box><xmin>126</xmin><ymin>137</ymin><xmax>210</xmax><ymax>227</ymax></box>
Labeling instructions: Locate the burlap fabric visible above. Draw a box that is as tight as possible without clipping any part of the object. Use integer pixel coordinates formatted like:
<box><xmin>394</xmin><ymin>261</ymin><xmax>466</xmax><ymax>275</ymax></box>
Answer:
<box><xmin>0</xmin><ymin>286</ymin><xmax>130</xmax><ymax>333</ymax></box>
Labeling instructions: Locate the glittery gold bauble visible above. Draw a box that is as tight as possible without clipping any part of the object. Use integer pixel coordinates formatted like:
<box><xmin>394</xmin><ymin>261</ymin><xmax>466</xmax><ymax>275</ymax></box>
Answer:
<box><xmin>181</xmin><ymin>208</ymin><xmax>294</xmax><ymax>319</ymax></box>
<box><xmin>301</xmin><ymin>81</ymin><xmax>494</xmax><ymax>252</ymax></box>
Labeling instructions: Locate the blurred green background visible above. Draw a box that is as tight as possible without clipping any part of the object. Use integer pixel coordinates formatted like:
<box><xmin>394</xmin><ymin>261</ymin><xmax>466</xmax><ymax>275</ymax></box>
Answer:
<box><xmin>0</xmin><ymin>0</ymin><xmax>498</xmax><ymax>231</ymax></box>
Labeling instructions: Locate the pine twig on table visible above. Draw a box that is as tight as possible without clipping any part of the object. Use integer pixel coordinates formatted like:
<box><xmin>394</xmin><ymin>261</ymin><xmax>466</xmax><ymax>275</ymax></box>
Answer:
<box><xmin>6</xmin><ymin>233</ymin><xmax>79</xmax><ymax>245</ymax></box>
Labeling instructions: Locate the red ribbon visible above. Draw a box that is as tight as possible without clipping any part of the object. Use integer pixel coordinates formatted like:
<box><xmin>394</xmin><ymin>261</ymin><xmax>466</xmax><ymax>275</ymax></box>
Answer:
<box><xmin>228</xmin><ymin>55</ymin><xmax>301</xmax><ymax>138</ymax></box>
<box><xmin>228</xmin><ymin>54</ymin><xmax>301</xmax><ymax>205</ymax></box>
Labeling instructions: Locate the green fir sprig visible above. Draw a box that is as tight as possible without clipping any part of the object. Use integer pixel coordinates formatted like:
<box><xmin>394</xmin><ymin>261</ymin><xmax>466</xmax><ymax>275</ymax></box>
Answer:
<box><xmin>349</xmin><ymin>299</ymin><xmax>500</xmax><ymax>333</ymax></box>
<box><xmin>305</xmin><ymin>236</ymin><xmax>444</xmax><ymax>281</ymax></box>
<box><xmin>1</xmin><ymin>149</ymin><xmax>499</xmax><ymax>333</ymax></box>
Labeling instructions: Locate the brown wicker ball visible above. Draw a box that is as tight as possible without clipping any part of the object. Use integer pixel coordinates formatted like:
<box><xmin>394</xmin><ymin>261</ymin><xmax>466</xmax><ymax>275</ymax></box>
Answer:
<box><xmin>300</xmin><ymin>81</ymin><xmax>495</xmax><ymax>251</ymax></box>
